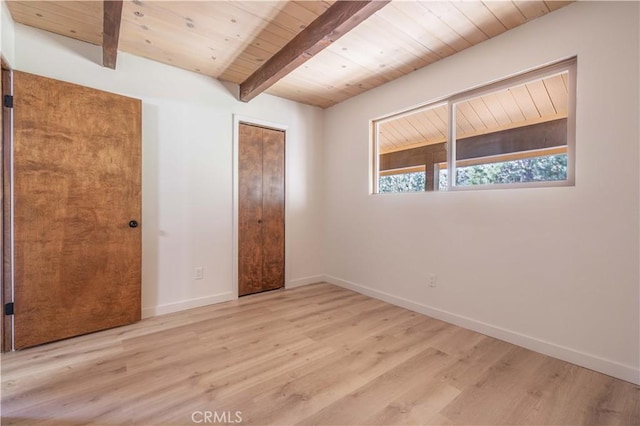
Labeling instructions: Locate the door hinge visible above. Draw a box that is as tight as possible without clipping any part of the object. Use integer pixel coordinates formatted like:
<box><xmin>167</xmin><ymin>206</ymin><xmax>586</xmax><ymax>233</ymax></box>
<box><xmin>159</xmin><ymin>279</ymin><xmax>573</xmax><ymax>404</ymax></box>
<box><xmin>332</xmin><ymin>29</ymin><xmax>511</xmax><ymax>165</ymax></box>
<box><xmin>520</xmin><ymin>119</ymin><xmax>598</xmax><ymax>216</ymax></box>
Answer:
<box><xmin>4</xmin><ymin>302</ymin><xmax>14</xmax><ymax>316</ymax></box>
<box><xmin>3</xmin><ymin>95</ymin><xmax>13</xmax><ymax>108</ymax></box>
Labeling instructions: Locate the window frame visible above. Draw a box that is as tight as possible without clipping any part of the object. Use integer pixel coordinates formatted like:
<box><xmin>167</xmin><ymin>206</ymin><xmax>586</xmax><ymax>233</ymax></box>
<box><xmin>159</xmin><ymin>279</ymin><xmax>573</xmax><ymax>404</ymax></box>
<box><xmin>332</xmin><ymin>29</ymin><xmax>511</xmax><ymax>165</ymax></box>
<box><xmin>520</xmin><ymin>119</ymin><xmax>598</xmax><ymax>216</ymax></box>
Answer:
<box><xmin>371</xmin><ymin>57</ymin><xmax>577</xmax><ymax>194</ymax></box>
<box><xmin>379</xmin><ymin>165</ymin><xmax>426</xmax><ymax>177</ymax></box>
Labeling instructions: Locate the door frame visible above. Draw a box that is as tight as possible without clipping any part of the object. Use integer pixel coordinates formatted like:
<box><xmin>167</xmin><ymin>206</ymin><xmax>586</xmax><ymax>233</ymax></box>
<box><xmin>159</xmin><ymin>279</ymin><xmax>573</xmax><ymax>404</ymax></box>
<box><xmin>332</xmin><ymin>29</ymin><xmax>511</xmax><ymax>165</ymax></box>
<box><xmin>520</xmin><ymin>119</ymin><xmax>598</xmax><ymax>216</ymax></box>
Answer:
<box><xmin>1</xmin><ymin>62</ymin><xmax>13</xmax><ymax>352</ymax></box>
<box><xmin>232</xmin><ymin>115</ymin><xmax>288</xmax><ymax>299</ymax></box>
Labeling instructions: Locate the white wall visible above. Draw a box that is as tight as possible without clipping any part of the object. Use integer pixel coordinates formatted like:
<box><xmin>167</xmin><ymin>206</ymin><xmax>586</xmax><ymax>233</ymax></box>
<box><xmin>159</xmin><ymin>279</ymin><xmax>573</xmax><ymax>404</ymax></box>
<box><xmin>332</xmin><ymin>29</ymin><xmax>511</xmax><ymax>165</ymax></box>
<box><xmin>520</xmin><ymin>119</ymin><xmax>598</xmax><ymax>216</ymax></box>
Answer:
<box><xmin>1</xmin><ymin>0</ymin><xmax>15</xmax><ymax>66</ymax></box>
<box><xmin>323</xmin><ymin>1</ymin><xmax>640</xmax><ymax>384</ymax></box>
<box><xmin>13</xmin><ymin>24</ymin><xmax>325</xmax><ymax>317</ymax></box>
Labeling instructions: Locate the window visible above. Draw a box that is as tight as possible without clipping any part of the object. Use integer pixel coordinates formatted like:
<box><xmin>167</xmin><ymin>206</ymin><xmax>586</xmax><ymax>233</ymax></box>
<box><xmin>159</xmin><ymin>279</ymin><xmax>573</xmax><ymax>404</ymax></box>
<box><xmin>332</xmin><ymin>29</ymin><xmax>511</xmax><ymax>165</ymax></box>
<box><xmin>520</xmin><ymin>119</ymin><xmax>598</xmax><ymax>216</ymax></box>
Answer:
<box><xmin>372</xmin><ymin>58</ymin><xmax>576</xmax><ymax>193</ymax></box>
<box><xmin>374</xmin><ymin>103</ymin><xmax>448</xmax><ymax>193</ymax></box>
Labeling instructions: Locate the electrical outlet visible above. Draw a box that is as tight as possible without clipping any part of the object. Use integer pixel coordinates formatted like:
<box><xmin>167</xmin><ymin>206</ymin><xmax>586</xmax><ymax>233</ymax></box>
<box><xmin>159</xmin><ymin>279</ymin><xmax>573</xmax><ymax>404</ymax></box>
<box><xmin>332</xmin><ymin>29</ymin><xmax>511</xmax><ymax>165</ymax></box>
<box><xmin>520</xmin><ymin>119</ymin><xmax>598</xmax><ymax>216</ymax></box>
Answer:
<box><xmin>194</xmin><ymin>267</ymin><xmax>204</xmax><ymax>280</ymax></box>
<box><xmin>428</xmin><ymin>273</ymin><xmax>437</xmax><ymax>288</ymax></box>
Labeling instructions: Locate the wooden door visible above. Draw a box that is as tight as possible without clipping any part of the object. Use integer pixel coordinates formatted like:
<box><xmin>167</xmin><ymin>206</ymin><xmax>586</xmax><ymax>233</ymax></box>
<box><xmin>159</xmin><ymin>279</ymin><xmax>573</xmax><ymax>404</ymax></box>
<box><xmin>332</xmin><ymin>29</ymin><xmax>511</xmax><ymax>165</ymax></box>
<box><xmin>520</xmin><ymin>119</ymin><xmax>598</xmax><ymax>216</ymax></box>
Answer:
<box><xmin>11</xmin><ymin>71</ymin><xmax>141</xmax><ymax>349</ymax></box>
<box><xmin>238</xmin><ymin>123</ymin><xmax>284</xmax><ymax>296</ymax></box>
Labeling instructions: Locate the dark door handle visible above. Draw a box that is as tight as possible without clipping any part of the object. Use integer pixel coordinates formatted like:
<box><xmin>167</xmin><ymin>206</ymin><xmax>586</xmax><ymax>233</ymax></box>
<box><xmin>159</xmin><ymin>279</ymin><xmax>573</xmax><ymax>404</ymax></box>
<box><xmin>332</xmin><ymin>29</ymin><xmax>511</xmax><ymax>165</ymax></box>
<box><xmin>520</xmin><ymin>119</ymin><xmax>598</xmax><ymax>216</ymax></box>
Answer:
<box><xmin>129</xmin><ymin>220</ymin><xmax>139</xmax><ymax>228</ymax></box>
<box><xmin>257</xmin><ymin>220</ymin><xmax>262</xmax><ymax>224</ymax></box>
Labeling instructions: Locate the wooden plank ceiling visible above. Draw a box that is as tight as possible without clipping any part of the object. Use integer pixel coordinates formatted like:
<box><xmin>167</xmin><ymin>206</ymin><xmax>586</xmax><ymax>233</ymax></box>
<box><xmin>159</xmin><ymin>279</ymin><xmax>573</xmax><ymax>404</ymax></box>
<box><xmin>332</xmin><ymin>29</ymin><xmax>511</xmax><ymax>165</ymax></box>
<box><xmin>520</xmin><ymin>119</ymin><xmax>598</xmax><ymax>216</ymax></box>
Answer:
<box><xmin>6</xmin><ymin>1</ymin><xmax>572</xmax><ymax>109</ymax></box>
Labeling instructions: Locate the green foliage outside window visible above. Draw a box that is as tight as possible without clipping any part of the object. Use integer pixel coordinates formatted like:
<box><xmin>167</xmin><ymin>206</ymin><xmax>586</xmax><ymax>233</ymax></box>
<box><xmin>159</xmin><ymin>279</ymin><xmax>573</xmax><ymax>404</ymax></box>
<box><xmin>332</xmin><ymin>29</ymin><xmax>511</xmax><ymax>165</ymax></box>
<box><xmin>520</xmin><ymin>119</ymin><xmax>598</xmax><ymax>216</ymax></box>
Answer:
<box><xmin>379</xmin><ymin>171</ymin><xmax>426</xmax><ymax>193</ymax></box>
<box><xmin>378</xmin><ymin>154</ymin><xmax>567</xmax><ymax>193</ymax></box>
<box><xmin>439</xmin><ymin>153</ymin><xmax>567</xmax><ymax>190</ymax></box>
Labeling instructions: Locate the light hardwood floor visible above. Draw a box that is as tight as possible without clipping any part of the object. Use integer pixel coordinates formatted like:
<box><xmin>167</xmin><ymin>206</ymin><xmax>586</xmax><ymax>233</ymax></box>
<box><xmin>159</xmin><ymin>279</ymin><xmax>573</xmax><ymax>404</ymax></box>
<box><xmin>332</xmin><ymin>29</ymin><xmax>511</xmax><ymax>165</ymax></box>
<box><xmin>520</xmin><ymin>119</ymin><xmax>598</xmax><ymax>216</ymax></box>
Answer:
<box><xmin>1</xmin><ymin>283</ymin><xmax>638</xmax><ymax>425</ymax></box>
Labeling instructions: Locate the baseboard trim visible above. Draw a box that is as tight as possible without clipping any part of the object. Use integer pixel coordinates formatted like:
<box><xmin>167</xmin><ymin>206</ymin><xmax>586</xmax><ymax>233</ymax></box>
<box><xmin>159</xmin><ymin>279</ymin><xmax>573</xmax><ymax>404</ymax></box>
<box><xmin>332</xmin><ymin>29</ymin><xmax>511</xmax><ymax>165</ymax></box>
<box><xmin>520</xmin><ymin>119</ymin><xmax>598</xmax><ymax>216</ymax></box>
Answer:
<box><xmin>142</xmin><ymin>274</ymin><xmax>325</xmax><ymax>319</ymax></box>
<box><xmin>286</xmin><ymin>275</ymin><xmax>325</xmax><ymax>289</ymax></box>
<box><xmin>142</xmin><ymin>292</ymin><xmax>234</xmax><ymax>319</ymax></box>
<box><xmin>324</xmin><ymin>275</ymin><xmax>640</xmax><ymax>385</ymax></box>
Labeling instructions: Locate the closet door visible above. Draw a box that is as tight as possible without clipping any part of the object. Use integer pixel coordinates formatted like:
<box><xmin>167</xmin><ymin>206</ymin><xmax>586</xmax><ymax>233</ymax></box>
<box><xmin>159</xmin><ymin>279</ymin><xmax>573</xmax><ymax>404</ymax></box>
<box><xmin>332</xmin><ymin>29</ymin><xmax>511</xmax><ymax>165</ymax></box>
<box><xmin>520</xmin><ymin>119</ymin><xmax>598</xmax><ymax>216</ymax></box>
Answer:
<box><xmin>238</xmin><ymin>123</ymin><xmax>284</xmax><ymax>296</ymax></box>
<box><xmin>261</xmin><ymin>128</ymin><xmax>285</xmax><ymax>290</ymax></box>
<box><xmin>238</xmin><ymin>124</ymin><xmax>264</xmax><ymax>295</ymax></box>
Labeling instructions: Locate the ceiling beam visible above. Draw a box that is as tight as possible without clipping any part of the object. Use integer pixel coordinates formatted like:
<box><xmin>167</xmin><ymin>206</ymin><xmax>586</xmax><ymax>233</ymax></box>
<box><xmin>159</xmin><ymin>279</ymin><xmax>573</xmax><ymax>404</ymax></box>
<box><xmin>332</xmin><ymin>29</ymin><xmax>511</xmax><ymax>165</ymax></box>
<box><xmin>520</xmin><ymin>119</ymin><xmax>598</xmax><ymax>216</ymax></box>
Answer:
<box><xmin>102</xmin><ymin>0</ymin><xmax>123</xmax><ymax>69</ymax></box>
<box><xmin>239</xmin><ymin>0</ymin><xmax>390</xmax><ymax>103</ymax></box>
